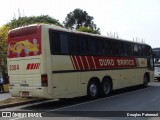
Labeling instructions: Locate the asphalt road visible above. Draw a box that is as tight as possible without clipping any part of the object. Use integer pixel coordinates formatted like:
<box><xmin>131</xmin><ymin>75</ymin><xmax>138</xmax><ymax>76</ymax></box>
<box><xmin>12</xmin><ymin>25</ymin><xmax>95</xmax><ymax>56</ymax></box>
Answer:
<box><xmin>1</xmin><ymin>81</ymin><xmax>160</xmax><ymax>120</ymax></box>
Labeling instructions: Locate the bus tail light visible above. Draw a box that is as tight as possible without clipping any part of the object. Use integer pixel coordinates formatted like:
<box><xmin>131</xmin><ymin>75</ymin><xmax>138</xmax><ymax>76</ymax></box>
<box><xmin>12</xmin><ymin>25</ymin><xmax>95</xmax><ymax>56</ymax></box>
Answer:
<box><xmin>41</xmin><ymin>74</ymin><xmax>48</xmax><ymax>87</ymax></box>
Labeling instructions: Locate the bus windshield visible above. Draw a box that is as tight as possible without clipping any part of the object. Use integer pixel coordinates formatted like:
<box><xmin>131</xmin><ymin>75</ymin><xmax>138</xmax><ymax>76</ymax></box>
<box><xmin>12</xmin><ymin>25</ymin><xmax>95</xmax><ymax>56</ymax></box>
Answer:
<box><xmin>153</xmin><ymin>49</ymin><xmax>160</xmax><ymax>58</ymax></box>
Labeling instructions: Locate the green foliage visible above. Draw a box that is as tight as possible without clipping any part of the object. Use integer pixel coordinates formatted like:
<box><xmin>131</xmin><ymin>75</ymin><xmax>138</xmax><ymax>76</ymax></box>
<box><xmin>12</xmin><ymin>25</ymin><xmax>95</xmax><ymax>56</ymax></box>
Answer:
<box><xmin>7</xmin><ymin>15</ymin><xmax>63</xmax><ymax>29</ymax></box>
<box><xmin>0</xmin><ymin>25</ymin><xmax>10</xmax><ymax>72</ymax></box>
<box><xmin>63</xmin><ymin>8</ymin><xmax>100</xmax><ymax>34</ymax></box>
<box><xmin>77</xmin><ymin>26</ymin><xmax>100</xmax><ymax>34</ymax></box>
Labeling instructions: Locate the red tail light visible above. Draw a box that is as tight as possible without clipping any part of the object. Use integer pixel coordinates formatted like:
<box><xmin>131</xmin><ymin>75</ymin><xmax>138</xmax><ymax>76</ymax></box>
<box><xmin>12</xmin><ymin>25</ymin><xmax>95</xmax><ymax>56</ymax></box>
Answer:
<box><xmin>41</xmin><ymin>74</ymin><xmax>48</xmax><ymax>87</ymax></box>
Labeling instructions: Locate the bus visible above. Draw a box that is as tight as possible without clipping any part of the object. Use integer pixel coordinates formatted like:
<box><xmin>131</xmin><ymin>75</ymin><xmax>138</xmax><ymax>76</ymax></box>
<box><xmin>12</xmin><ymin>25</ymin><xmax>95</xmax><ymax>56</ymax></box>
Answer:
<box><xmin>7</xmin><ymin>24</ymin><xmax>154</xmax><ymax>99</ymax></box>
<box><xmin>153</xmin><ymin>48</ymin><xmax>160</xmax><ymax>80</ymax></box>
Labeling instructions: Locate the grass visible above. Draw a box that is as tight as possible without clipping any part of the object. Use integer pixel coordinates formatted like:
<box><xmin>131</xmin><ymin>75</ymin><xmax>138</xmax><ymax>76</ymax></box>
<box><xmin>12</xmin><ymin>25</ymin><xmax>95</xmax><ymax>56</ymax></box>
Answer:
<box><xmin>0</xmin><ymin>97</ymin><xmax>39</xmax><ymax>106</ymax></box>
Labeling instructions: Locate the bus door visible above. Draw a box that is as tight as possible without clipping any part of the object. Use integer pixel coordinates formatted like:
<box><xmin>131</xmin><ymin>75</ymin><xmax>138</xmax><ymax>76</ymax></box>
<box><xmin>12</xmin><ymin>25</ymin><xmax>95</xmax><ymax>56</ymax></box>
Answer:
<box><xmin>147</xmin><ymin>57</ymin><xmax>154</xmax><ymax>71</ymax></box>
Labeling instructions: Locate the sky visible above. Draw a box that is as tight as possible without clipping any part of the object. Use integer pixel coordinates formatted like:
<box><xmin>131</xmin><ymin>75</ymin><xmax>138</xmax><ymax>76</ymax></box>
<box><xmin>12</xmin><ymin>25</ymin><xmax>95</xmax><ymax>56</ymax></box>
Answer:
<box><xmin>0</xmin><ymin>0</ymin><xmax>160</xmax><ymax>48</ymax></box>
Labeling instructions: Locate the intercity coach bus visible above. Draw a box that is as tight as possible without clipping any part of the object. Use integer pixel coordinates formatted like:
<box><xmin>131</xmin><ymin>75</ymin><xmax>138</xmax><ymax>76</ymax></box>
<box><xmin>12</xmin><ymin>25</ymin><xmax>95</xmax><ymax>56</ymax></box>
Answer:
<box><xmin>7</xmin><ymin>24</ymin><xmax>154</xmax><ymax>99</ymax></box>
<box><xmin>153</xmin><ymin>48</ymin><xmax>160</xmax><ymax>80</ymax></box>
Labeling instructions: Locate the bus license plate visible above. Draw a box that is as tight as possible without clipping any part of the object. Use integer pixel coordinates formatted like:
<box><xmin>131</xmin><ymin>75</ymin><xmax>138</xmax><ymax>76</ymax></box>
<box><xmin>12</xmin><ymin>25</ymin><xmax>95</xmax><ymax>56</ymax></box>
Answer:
<box><xmin>21</xmin><ymin>91</ymin><xmax>29</xmax><ymax>96</ymax></box>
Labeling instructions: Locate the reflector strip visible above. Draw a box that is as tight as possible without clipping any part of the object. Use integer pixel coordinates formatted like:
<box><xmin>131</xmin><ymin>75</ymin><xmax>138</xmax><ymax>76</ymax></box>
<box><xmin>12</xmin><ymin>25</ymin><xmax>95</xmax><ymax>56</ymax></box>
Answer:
<box><xmin>26</xmin><ymin>63</ymin><xmax>40</xmax><ymax>70</ymax></box>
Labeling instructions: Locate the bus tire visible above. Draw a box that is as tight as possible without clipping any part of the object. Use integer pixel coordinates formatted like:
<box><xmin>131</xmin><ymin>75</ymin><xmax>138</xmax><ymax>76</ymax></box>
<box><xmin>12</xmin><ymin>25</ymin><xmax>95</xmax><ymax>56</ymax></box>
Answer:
<box><xmin>157</xmin><ymin>77</ymin><xmax>160</xmax><ymax>81</ymax></box>
<box><xmin>101</xmin><ymin>78</ymin><xmax>112</xmax><ymax>97</ymax></box>
<box><xmin>143</xmin><ymin>74</ymin><xmax>149</xmax><ymax>87</ymax></box>
<box><xmin>87</xmin><ymin>80</ymin><xmax>100</xmax><ymax>99</ymax></box>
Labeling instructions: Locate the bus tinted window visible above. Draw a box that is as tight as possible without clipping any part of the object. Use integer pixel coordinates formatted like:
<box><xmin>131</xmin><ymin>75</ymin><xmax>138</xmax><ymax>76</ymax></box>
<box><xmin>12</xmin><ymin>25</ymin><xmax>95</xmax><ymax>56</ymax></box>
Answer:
<box><xmin>88</xmin><ymin>38</ymin><xmax>97</xmax><ymax>55</ymax></box>
<box><xmin>138</xmin><ymin>45</ymin><xmax>143</xmax><ymax>56</ymax></box>
<box><xmin>49</xmin><ymin>30</ymin><xmax>152</xmax><ymax>57</ymax></box>
<box><xmin>153</xmin><ymin>49</ymin><xmax>160</xmax><ymax>58</ymax></box>
<box><xmin>10</xmin><ymin>26</ymin><xmax>37</xmax><ymax>38</ymax></box>
<box><xmin>69</xmin><ymin>34</ymin><xmax>80</xmax><ymax>55</ymax></box>
<box><xmin>79</xmin><ymin>36</ymin><xmax>88</xmax><ymax>55</ymax></box>
<box><xmin>49</xmin><ymin>31</ymin><xmax>60</xmax><ymax>54</ymax></box>
<box><xmin>142</xmin><ymin>45</ymin><xmax>151</xmax><ymax>57</ymax></box>
<box><xmin>123</xmin><ymin>43</ymin><xmax>132</xmax><ymax>56</ymax></box>
<box><xmin>60</xmin><ymin>34</ymin><xmax>69</xmax><ymax>54</ymax></box>
<box><xmin>104</xmin><ymin>40</ymin><xmax>113</xmax><ymax>56</ymax></box>
<box><xmin>96</xmin><ymin>38</ymin><xmax>105</xmax><ymax>55</ymax></box>
<box><xmin>49</xmin><ymin>30</ymin><xmax>69</xmax><ymax>55</ymax></box>
<box><xmin>117</xmin><ymin>42</ymin><xmax>125</xmax><ymax>56</ymax></box>
<box><xmin>133</xmin><ymin>44</ymin><xmax>139</xmax><ymax>56</ymax></box>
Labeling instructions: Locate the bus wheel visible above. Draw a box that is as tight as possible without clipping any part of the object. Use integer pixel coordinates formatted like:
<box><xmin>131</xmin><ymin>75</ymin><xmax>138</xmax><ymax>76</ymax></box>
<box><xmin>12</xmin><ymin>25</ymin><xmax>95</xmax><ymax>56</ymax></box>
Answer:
<box><xmin>101</xmin><ymin>78</ymin><xmax>112</xmax><ymax>97</ymax></box>
<box><xmin>87</xmin><ymin>80</ymin><xmax>99</xmax><ymax>99</ymax></box>
<box><xmin>143</xmin><ymin>74</ymin><xmax>149</xmax><ymax>87</ymax></box>
<box><xmin>157</xmin><ymin>78</ymin><xmax>160</xmax><ymax>81</ymax></box>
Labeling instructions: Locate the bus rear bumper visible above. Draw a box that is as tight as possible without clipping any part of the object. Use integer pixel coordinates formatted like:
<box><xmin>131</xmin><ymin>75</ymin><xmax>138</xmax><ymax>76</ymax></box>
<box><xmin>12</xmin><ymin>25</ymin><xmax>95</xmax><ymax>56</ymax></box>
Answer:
<box><xmin>9</xmin><ymin>87</ymin><xmax>52</xmax><ymax>99</ymax></box>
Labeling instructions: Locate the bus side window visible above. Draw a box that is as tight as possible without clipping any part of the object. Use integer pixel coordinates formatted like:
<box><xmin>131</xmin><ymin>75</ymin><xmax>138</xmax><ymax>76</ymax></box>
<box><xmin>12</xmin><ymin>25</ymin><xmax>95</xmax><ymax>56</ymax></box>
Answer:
<box><xmin>105</xmin><ymin>40</ymin><xmax>113</xmax><ymax>56</ymax></box>
<box><xmin>138</xmin><ymin>45</ymin><xmax>143</xmax><ymax>56</ymax></box>
<box><xmin>60</xmin><ymin>33</ymin><xmax>69</xmax><ymax>54</ymax></box>
<box><xmin>88</xmin><ymin>38</ymin><xmax>97</xmax><ymax>55</ymax></box>
<box><xmin>113</xmin><ymin>41</ymin><xmax>119</xmax><ymax>56</ymax></box>
<box><xmin>79</xmin><ymin>36</ymin><xmax>88</xmax><ymax>55</ymax></box>
<box><xmin>124</xmin><ymin>43</ymin><xmax>132</xmax><ymax>56</ymax></box>
<box><xmin>142</xmin><ymin>45</ymin><xmax>151</xmax><ymax>57</ymax></box>
<box><xmin>117</xmin><ymin>42</ymin><xmax>125</xmax><ymax>56</ymax></box>
<box><xmin>69</xmin><ymin>34</ymin><xmax>80</xmax><ymax>55</ymax></box>
<box><xmin>133</xmin><ymin>44</ymin><xmax>139</xmax><ymax>56</ymax></box>
<box><xmin>49</xmin><ymin>31</ymin><xmax>61</xmax><ymax>54</ymax></box>
<box><xmin>96</xmin><ymin>39</ymin><xmax>105</xmax><ymax>56</ymax></box>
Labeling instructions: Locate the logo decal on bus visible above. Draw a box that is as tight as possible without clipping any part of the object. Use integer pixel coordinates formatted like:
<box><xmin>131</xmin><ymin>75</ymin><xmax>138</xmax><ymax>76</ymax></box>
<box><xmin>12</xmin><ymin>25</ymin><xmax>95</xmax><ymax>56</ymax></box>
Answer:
<box><xmin>70</xmin><ymin>56</ymin><xmax>137</xmax><ymax>70</ymax></box>
<box><xmin>8</xmin><ymin>39</ymin><xmax>39</xmax><ymax>57</ymax></box>
<box><xmin>26</xmin><ymin>63</ymin><xmax>40</xmax><ymax>70</ymax></box>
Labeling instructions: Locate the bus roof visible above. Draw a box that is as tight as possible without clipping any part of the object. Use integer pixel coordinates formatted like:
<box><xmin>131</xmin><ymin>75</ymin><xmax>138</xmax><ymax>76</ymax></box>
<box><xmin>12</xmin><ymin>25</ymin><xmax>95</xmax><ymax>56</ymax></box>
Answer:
<box><xmin>9</xmin><ymin>24</ymin><xmax>150</xmax><ymax>47</ymax></box>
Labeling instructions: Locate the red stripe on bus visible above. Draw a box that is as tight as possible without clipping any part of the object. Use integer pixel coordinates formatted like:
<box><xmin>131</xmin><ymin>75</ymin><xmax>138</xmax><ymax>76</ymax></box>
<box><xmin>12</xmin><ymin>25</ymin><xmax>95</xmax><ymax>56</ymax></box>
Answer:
<box><xmin>34</xmin><ymin>63</ymin><xmax>40</xmax><ymax>69</ymax></box>
<box><xmin>37</xmin><ymin>63</ymin><xmax>40</xmax><ymax>69</ymax></box>
<box><xmin>30</xmin><ymin>63</ymin><xmax>35</xmax><ymax>70</ymax></box>
<box><xmin>76</xmin><ymin>56</ymin><xmax>84</xmax><ymax>70</ymax></box>
<box><xmin>72</xmin><ymin>56</ymin><xmax>79</xmax><ymax>70</ymax></box>
<box><xmin>33</xmin><ymin>63</ymin><xmax>37</xmax><ymax>69</ymax></box>
<box><xmin>72</xmin><ymin>56</ymin><xmax>138</xmax><ymax>70</ymax></box>
<box><xmin>70</xmin><ymin>56</ymin><xmax>76</xmax><ymax>70</ymax></box>
<box><xmin>26</xmin><ymin>64</ymin><xmax>31</xmax><ymax>70</ymax></box>
<box><xmin>87</xmin><ymin>56</ymin><xmax>95</xmax><ymax>69</ymax></box>
<box><xmin>81</xmin><ymin>56</ymin><xmax>89</xmax><ymax>70</ymax></box>
<box><xmin>26</xmin><ymin>63</ymin><xmax>40</xmax><ymax>70</ymax></box>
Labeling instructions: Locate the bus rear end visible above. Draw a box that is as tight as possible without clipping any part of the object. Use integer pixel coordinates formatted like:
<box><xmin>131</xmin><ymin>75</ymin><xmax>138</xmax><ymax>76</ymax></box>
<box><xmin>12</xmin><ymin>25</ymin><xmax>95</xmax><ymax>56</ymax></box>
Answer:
<box><xmin>7</xmin><ymin>25</ymin><xmax>50</xmax><ymax>98</ymax></box>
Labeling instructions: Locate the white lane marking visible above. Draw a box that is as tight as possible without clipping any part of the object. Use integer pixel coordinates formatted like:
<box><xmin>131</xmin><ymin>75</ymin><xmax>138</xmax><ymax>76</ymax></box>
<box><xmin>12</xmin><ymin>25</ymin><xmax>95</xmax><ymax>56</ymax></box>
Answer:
<box><xmin>151</xmin><ymin>96</ymin><xmax>160</xmax><ymax>102</ymax></box>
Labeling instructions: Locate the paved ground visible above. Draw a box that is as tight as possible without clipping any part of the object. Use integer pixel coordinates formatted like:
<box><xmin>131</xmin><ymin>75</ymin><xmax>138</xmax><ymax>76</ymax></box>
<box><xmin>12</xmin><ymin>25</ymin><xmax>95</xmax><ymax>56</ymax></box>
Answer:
<box><xmin>0</xmin><ymin>92</ymin><xmax>12</xmax><ymax>101</ymax></box>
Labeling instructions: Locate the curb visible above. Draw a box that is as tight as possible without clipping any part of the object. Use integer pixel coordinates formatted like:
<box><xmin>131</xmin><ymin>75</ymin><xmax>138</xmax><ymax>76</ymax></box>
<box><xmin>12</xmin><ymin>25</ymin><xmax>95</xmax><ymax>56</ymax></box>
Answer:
<box><xmin>0</xmin><ymin>91</ymin><xmax>9</xmax><ymax>94</ymax></box>
<box><xmin>0</xmin><ymin>98</ymin><xmax>47</xmax><ymax>109</ymax></box>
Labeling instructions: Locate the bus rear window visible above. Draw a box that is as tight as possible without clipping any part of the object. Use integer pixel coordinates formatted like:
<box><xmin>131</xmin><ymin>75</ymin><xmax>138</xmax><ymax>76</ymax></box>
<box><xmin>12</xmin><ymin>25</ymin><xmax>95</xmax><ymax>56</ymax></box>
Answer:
<box><xmin>9</xmin><ymin>26</ymin><xmax>37</xmax><ymax>38</ymax></box>
<box><xmin>8</xmin><ymin>25</ymin><xmax>42</xmax><ymax>58</ymax></box>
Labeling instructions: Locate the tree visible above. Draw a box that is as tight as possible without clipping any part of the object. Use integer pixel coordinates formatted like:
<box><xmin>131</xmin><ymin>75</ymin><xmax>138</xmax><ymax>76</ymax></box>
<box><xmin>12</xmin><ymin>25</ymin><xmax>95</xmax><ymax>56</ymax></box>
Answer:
<box><xmin>7</xmin><ymin>15</ymin><xmax>63</xmax><ymax>29</ymax></box>
<box><xmin>63</xmin><ymin>8</ymin><xmax>100</xmax><ymax>34</ymax></box>
<box><xmin>0</xmin><ymin>25</ymin><xmax>10</xmax><ymax>73</ymax></box>
<box><xmin>77</xmin><ymin>26</ymin><xmax>100</xmax><ymax>34</ymax></box>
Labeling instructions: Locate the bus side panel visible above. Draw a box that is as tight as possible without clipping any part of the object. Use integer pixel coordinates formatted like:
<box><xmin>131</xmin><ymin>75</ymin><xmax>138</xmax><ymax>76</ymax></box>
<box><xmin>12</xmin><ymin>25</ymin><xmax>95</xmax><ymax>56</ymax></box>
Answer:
<box><xmin>51</xmin><ymin>55</ymin><xmax>82</xmax><ymax>98</ymax></box>
<box><xmin>52</xmin><ymin>73</ymin><xmax>80</xmax><ymax>98</ymax></box>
